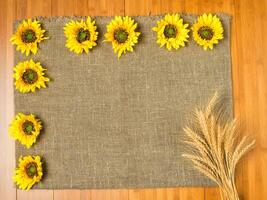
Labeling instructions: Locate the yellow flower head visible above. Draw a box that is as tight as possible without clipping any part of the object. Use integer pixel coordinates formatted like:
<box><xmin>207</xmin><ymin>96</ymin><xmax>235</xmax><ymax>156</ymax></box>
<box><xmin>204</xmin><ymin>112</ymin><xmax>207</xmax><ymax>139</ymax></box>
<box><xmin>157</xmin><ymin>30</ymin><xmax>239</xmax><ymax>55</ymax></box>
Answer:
<box><xmin>192</xmin><ymin>13</ymin><xmax>224</xmax><ymax>50</ymax></box>
<box><xmin>105</xmin><ymin>16</ymin><xmax>140</xmax><ymax>58</ymax></box>
<box><xmin>9</xmin><ymin>113</ymin><xmax>42</xmax><ymax>148</ymax></box>
<box><xmin>152</xmin><ymin>14</ymin><xmax>190</xmax><ymax>51</ymax></box>
<box><xmin>64</xmin><ymin>17</ymin><xmax>98</xmax><ymax>54</ymax></box>
<box><xmin>11</xmin><ymin>19</ymin><xmax>48</xmax><ymax>56</ymax></box>
<box><xmin>13</xmin><ymin>155</ymin><xmax>43</xmax><ymax>190</ymax></box>
<box><xmin>14</xmin><ymin>59</ymin><xmax>50</xmax><ymax>93</ymax></box>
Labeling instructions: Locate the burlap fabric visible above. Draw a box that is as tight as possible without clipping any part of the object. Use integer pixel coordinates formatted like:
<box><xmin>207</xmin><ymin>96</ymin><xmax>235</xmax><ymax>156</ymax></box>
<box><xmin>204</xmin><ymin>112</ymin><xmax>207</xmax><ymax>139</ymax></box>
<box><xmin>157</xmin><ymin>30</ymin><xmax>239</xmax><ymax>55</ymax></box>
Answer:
<box><xmin>14</xmin><ymin>14</ymin><xmax>232</xmax><ymax>189</ymax></box>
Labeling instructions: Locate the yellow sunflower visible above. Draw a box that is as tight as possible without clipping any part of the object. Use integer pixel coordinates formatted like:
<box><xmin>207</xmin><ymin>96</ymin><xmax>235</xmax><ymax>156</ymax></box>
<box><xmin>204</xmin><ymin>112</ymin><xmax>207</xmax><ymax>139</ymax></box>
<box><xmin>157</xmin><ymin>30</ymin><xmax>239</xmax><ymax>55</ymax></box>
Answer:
<box><xmin>64</xmin><ymin>17</ymin><xmax>98</xmax><ymax>54</ymax></box>
<box><xmin>11</xmin><ymin>19</ymin><xmax>48</xmax><ymax>56</ymax></box>
<box><xmin>9</xmin><ymin>113</ymin><xmax>42</xmax><ymax>148</ymax></box>
<box><xmin>104</xmin><ymin>16</ymin><xmax>140</xmax><ymax>58</ymax></box>
<box><xmin>192</xmin><ymin>13</ymin><xmax>224</xmax><ymax>50</ymax></box>
<box><xmin>13</xmin><ymin>155</ymin><xmax>43</xmax><ymax>190</ymax></box>
<box><xmin>14</xmin><ymin>59</ymin><xmax>50</xmax><ymax>93</ymax></box>
<box><xmin>152</xmin><ymin>14</ymin><xmax>190</xmax><ymax>51</ymax></box>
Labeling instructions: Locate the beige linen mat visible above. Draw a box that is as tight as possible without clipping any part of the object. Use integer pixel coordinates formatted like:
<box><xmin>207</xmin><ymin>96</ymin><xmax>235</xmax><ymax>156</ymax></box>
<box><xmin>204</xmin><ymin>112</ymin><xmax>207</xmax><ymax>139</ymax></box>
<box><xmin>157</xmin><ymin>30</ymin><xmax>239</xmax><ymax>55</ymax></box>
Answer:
<box><xmin>14</xmin><ymin>14</ymin><xmax>232</xmax><ymax>189</ymax></box>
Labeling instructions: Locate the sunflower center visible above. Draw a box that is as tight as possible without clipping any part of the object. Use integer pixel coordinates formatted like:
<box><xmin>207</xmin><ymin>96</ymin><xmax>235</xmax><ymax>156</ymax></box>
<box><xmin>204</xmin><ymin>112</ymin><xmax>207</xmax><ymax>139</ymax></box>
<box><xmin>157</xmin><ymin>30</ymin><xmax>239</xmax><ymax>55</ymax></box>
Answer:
<box><xmin>198</xmin><ymin>26</ymin><xmax>214</xmax><ymax>40</ymax></box>
<box><xmin>22</xmin><ymin>69</ymin><xmax>38</xmax><ymax>84</ymax></box>
<box><xmin>22</xmin><ymin>120</ymin><xmax>35</xmax><ymax>135</ymax></box>
<box><xmin>77</xmin><ymin>29</ymin><xmax>90</xmax><ymax>43</ymax></box>
<box><xmin>25</xmin><ymin>162</ymin><xmax>38</xmax><ymax>178</ymax></box>
<box><xmin>114</xmin><ymin>29</ymin><xmax>128</xmax><ymax>43</ymax></box>
<box><xmin>164</xmin><ymin>24</ymin><xmax>177</xmax><ymax>38</ymax></box>
<box><xmin>22</xmin><ymin>29</ymin><xmax>37</xmax><ymax>43</ymax></box>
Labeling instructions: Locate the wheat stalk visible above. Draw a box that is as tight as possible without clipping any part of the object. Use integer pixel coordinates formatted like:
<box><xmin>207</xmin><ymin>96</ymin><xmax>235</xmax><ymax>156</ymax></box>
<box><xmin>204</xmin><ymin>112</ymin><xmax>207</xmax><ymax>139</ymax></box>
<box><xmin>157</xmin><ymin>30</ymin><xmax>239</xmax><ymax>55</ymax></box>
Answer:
<box><xmin>182</xmin><ymin>92</ymin><xmax>255</xmax><ymax>200</ymax></box>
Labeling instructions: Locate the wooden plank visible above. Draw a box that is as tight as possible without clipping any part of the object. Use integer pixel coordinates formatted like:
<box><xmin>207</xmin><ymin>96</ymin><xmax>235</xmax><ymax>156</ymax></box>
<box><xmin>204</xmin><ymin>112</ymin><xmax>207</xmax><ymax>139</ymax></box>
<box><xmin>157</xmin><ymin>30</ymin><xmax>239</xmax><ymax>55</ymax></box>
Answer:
<box><xmin>155</xmin><ymin>188</ymin><xmax>180</xmax><ymax>200</ymax></box>
<box><xmin>186</xmin><ymin>1</ymin><xmax>245</xmax><ymax>198</ymax></box>
<box><xmin>125</xmin><ymin>1</ymin><xmax>204</xmax><ymax>199</ymax></box>
<box><xmin>54</xmin><ymin>190</ymin><xmax>91</xmax><ymax>200</ymax></box>
<box><xmin>125</xmin><ymin>2</ymin><xmax>180</xmax><ymax>199</ymax></box>
<box><xmin>108</xmin><ymin>189</ymin><xmax>129</xmax><ymax>200</ymax></box>
<box><xmin>52</xmin><ymin>0</ymin><xmax>126</xmax><ymax>199</ymax></box>
<box><xmin>181</xmin><ymin>1</ymin><xmax>237</xmax><ymax>200</ymax></box>
<box><xmin>0</xmin><ymin>0</ymin><xmax>16</xmax><ymax>199</ymax></box>
<box><xmin>179</xmin><ymin>188</ymin><xmax>205</xmax><ymax>200</ymax></box>
<box><xmin>17</xmin><ymin>190</ymin><xmax>53</xmax><ymax>200</ymax></box>
<box><xmin>90</xmin><ymin>189</ymin><xmax>128</xmax><ymax>200</ymax></box>
<box><xmin>15</xmin><ymin>0</ymin><xmax>52</xmax><ymax>19</ymax></box>
<box><xmin>204</xmin><ymin>188</ymin><xmax>221</xmax><ymax>200</ymax></box>
<box><xmin>125</xmin><ymin>0</ymin><xmax>187</xmax><ymax>15</ymax></box>
<box><xmin>128</xmin><ymin>189</ymin><xmax>156</xmax><ymax>200</ymax></box>
<box><xmin>14</xmin><ymin>0</ymin><xmax>53</xmax><ymax>199</ymax></box>
<box><xmin>129</xmin><ymin>188</ymin><xmax>204</xmax><ymax>200</ymax></box>
<box><xmin>52</xmin><ymin>0</ymin><xmax>125</xmax><ymax>16</ymax></box>
<box><xmin>232</xmin><ymin>0</ymin><xmax>267</xmax><ymax>199</ymax></box>
<box><xmin>125</xmin><ymin>0</ymin><xmax>150</xmax><ymax>16</ymax></box>
<box><xmin>90</xmin><ymin>190</ymin><xmax>110</xmax><ymax>200</ymax></box>
<box><xmin>51</xmin><ymin>0</ymin><xmax>91</xmax><ymax>198</ymax></box>
<box><xmin>52</xmin><ymin>0</ymin><xmax>88</xmax><ymax>16</ymax></box>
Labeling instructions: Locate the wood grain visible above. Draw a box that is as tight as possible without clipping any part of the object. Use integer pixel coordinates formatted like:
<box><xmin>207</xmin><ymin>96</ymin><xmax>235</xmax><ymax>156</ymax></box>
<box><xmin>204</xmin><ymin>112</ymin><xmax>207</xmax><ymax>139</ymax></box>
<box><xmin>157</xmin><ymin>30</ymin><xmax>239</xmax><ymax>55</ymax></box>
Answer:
<box><xmin>0</xmin><ymin>0</ymin><xmax>16</xmax><ymax>198</ymax></box>
<box><xmin>0</xmin><ymin>0</ymin><xmax>266</xmax><ymax>199</ymax></box>
<box><xmin>51</xmin><ymin>1</ymin><xmax>125</xmax><ymax>199</ymax></box>
<box><xmin>14</xmin><ymin>0</ymin><xmax>53</xmax><ymax>199</ymax></box>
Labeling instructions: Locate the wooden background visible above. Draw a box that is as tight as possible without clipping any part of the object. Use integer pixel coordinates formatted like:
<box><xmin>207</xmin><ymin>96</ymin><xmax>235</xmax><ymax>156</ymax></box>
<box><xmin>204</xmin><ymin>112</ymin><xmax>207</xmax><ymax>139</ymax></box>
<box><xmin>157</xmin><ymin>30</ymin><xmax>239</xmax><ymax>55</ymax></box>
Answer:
<box><xmin>0</xmin><ymin>0</ymin><xmax>266</xmax><ymax>199</ymax></box>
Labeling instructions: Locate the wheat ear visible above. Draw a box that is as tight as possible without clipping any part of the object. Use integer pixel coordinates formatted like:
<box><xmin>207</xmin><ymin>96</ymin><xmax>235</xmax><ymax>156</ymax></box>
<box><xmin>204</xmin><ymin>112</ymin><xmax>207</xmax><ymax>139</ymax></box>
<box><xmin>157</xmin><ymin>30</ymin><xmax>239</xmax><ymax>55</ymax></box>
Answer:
<box><xmin>182</xmin><ymin>92</ymin><xmax>255</xmax><ymax>200</ymax></box>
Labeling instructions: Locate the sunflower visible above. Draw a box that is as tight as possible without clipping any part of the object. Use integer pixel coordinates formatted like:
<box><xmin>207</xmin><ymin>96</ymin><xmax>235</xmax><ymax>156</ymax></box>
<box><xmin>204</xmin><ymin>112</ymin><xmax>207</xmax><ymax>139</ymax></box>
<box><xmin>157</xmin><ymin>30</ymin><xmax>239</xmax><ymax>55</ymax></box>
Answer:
<box><xmin>152</xmin><ymin>14</ymin><xmax>190</xmax><ymax>51</ymax></box>
<box><xmin>14</xmin><ymin>59</ymin><xmax>50</xmax><ymax>93</ymax></box>
<box><xmin>13</xmin><ymin>155</ymin><xmax>43</xmax><ymax>190</ymax></box>
<box><xmin>192</xmin><ymin>13</ymin><xmax>224</xmax><ymax>50</ymax></box>
<box><xmin>104</xmin><ymin>16</ymin><xmax>140</xmax><ymax>58</ymax></box>
<box><xmin>64</xmin><ymin>17</ymin><xmax>98</xmax><ymax>54</ymax></box>
<box><xmin>9</xmin><ymin>113</ymin><xmax>42</xmax><ymax>148</ymax></box>
<box><xmin>11</xmin><ymin>19</ymin><xmax>48</xmax><ymax>56</ymax></box>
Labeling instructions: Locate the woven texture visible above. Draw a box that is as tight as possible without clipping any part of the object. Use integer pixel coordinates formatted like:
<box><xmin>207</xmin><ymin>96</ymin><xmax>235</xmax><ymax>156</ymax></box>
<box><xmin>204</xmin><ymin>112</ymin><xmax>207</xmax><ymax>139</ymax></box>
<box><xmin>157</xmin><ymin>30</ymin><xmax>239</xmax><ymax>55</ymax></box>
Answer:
<box><xmin>14</xmin><ymin>14</ymin><xmax>232</xmax><ymax>189</ymax></box>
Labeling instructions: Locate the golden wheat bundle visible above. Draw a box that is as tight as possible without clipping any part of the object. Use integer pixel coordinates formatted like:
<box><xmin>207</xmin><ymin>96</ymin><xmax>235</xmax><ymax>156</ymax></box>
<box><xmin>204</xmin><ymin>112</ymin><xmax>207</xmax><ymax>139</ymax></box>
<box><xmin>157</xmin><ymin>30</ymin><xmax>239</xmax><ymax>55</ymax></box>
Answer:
<box><xmin>183</xmin><ymin>92</ymin><xmax>255</xmax><ymax>200</ymax></box>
